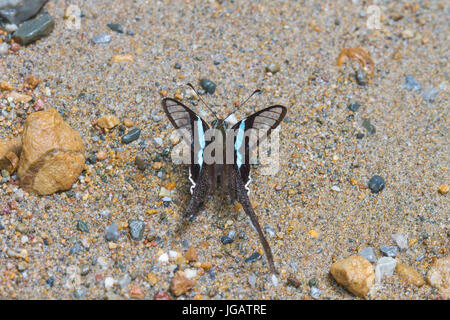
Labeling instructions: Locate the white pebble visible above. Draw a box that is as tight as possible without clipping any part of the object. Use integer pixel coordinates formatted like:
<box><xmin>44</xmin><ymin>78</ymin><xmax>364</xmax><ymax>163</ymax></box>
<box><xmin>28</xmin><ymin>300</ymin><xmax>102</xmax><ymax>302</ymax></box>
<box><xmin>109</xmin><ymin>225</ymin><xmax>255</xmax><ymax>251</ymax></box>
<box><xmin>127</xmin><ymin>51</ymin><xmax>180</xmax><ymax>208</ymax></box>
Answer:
<box><xmin>271</xmin><ymin>274</ymin><xmax>279</xmax><ymax>286</ymax></box>
<box><xmin>158</xmin><ymin>253</ymin><xmax>169</xmax><ymax>263</ymax></box>
<box><xmin>375</xmin><ymin>257</ymin><xmax>397</xmax><ymax>283</ymax></box>
<box><xmin>104</xmin><ymin>277</ymin><xmax>116</xmax><ymax>289</ymax></box>
<box><xmin>391</xmin><ymin>233</ymin><xmax>408</xmax><ymax>251</ymax></box>
<box><xmin>184</xmin><ymin>268</ymin><xmax>197</xmax><ymax>279</ymax></box>
<box><xmin>0</xmin><ymin>43</ymin><xmax>9</xmax><ymax>56</ymax></box>
<box><xmin>168</xmin><ymin>250</ymin><xmax>178</xmax><ymax>260</ymax></box>
<box><xmin>331</xmin><ymin>185</ymin><xmax>341</xmax><ymax>192</ymax></box>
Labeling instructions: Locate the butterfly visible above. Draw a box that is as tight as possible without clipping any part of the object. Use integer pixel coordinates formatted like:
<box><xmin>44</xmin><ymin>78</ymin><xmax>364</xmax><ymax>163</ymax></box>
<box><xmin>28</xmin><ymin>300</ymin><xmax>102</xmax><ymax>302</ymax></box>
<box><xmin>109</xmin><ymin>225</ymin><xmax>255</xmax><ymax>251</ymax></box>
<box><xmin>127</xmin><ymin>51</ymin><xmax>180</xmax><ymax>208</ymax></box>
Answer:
<box><xmin>161</xmin><ymin>84</ymin><xmax>287</xmax><ymax>275</ymax></box>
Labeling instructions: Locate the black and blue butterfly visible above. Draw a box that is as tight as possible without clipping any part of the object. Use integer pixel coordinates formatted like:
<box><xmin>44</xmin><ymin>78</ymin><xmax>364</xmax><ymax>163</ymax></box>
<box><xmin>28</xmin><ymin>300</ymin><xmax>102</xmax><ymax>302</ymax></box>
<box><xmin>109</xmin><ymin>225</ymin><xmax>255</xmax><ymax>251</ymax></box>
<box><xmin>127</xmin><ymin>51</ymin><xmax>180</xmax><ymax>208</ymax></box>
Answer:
<box><xmin>162</xmin><ymin>84</ymin><xmax>286</xmax><ymax>275</ymax></box>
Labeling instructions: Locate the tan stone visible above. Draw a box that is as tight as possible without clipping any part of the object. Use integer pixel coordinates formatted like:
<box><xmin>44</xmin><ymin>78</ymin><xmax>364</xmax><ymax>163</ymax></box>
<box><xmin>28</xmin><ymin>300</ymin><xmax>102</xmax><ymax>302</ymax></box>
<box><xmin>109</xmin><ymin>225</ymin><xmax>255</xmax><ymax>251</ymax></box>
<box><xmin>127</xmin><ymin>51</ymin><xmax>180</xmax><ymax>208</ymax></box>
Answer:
<box><xmin>427</xmin><ymin>256</ymin><xmax>450</xmax><ymax>298</ymax></box>
<box><xmin>97</xmin><ymin>115</ymin><xmax>119</xmax><ymax>129</ymax></box>
<box><xmin>8</xmin><ymin>91</ymin><xmax>32</xmax><ymax>104</ymax></box>
<box><xmin>396</xmin><ymin>263</ymin><xmax>425</xmax><ymax>287</ymax></box>
<box><xmin>170</xmin><ymin>271</ymin><xmax>195</xmax><ymax>296</ymax></box>
<box><xmin>185</xmin><ymin>246</ymin><xmax>198</xmax><ymax>262</ymax></box>
<box><xmin>330</xmin><ymin>255</ymin><xmax>375</xmax><ymax>297</ymax></box>
<box><xmin>17</xmin><ymin>109</ymin><xmax>85</xmax><ymax>195</ymax></box>
<box><xmin>0</xmin><ymin>137</ymin><xmax>22</xmax><ymax>174</ymax></box>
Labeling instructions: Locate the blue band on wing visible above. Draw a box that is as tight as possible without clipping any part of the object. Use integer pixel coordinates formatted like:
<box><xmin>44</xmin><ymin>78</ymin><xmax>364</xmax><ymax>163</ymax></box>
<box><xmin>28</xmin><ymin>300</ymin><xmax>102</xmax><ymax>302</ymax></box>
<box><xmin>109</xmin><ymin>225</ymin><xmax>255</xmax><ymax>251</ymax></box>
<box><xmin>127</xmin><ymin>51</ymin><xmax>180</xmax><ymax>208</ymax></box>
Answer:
<box><xmin>196</xmin><ymin>116</ymin><xmax>205</xmax><ymax>169</ymax></box>
<box><xmin>234</xmin><ymin>120</ymin><xmax>246</xmax><ymax>169</ymax></box>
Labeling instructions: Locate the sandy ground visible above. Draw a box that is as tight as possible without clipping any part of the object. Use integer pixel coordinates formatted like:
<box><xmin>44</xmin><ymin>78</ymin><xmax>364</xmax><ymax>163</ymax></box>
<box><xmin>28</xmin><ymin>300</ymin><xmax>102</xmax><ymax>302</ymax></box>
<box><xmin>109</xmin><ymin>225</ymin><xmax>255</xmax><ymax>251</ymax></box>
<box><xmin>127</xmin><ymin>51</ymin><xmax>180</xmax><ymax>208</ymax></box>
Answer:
<box><xmin>0</xmin><ymin>0</ymin><xmax>448</xmax><ymax>299</ymax></box>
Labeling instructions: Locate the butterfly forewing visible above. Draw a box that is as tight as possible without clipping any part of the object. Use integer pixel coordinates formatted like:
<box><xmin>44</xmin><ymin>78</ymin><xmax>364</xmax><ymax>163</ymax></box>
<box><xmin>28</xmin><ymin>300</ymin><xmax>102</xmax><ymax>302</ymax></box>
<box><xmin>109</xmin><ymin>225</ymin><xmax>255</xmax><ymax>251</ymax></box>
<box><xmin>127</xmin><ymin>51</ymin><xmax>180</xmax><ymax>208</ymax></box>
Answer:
<box><xmin>162</xmin><ymin>98</ymin><xmax>210</xmax><ymax>185</ymax></box>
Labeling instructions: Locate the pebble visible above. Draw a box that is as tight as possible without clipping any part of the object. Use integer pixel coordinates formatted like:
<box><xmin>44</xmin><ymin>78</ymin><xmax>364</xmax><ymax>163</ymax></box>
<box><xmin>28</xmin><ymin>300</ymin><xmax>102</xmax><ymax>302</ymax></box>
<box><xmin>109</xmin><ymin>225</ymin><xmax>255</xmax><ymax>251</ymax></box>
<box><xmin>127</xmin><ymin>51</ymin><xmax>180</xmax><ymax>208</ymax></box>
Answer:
<box><xmin>404</xmin><ymin>75</ymin><xmax>422</xmax><ymax>92</ymax></box>
<box><xmin>348</xmin><ymin>102</ymin><xmax>360</xmax><ymax>112</ymax></box>
<box><xmin>76</xmin><ymin>220</ymin><xmax>89</xmax><ymax>233</ymax></box>
<box><xmin>331</xmin><ymin>185</ymin><xmax>341</xmax><ymax>192</ymax></box>
<box><xmin>13</xmin><ymin>14</ymin><xmax>55</xmax><ymax>45</ymax></box>
<box><xmin>422</xmin><ymin>88</ymin><xmax>439</xmax><ymax>102</ymax></box>
<box><xmin>72</xmin><ymin>286</ymin><xmax>87</xmax><ymax>299</ymax></box>
<box><xmin>368</xmin><ymin>175</ymin><xmax>385</xmax><ymax>193</ymax></box>
<box><xmin>375</xmin><ymin>257</ymin><xmax>397</xmax><ymax>283</ymax></box>
<box><xmin>97</xmin><ymin>115</ymin><xmax>119</xmax><ymax>129</ymax></box>
<box><xmin>107</xmin><ymin>23</ymin><xmax>123</xmax><ymax>33</ymax></box>
<box><xmin>245</xmin><ymin>252</ymin><xmax>262</xmax><ymax>263</ymax></box>
<box><xmin>358</xmin><ymin>247</ymin><xmax>377</xmax><ymax>263</ymax></box>
<box><xmin>184</xmin><ymin>268</ymin><xmax>197</xmax><ymax>279</ymax></box>
<box><xmin>158</xmin><ymin>252</ymin><xmax>169</xmax><ymax>263</ymax></box>
<box><xmin>380</xmin><ymin>245</ymin><xmax>398</xmax><ymax>257</ymax></box>
<box><xmin>265</xmin><ymin>63</ymin><xmax>281</xmax><ymax>74</ymax></box>
<box><xmin>128</xmin><ymin>219</ymin><xmax>145</xmax><ymax>241</ymax></box>
<box><xmin>91</xmin><ymin>33</ymin><xmax>112</xmax><ymax>44</ymax></box>
<box><xmin>130</xmin><ymin>285</ymin><xmax>145</xmax><ymax>299</ymax></box>
<box><xmin>356</xmin><ymin>133</ymin><xmax>365</xmax><ymax>139</ymax></box>
<box><xmin>200</xmin><ymin>78</ymin><xmax>216</xmax><ymax>94</ymax></box>
<box><xmin>96</xmin><ymin>151</ymin><xmax>107</xmax><ymax>161</ymax></box>
<box><xmin>154</xmin><ymin>291</ymin><xmax>171</xmax><ymax>300</ymax></box>
<box><xmin>330</xmin><ymin>255</ymin><xmax>375</xmax><ymax>297</ymax></box>
<box><xmin>17</xmin><ymin>261</ymin><xmax>28</xmax><ymax>272</ymax></box>
<box><xmin>310</xmin><ymin>287</ymin><xmax>322</xmax><ymax>299</ymax></box>
<box><xmin>396</xmin><ymin>264</ymin><xmax>425</xmax><ymax>287</ymax></box>
<box><xmin>426</xmin><ymin>255</ymin><xmax>449</xmax><ymax>299</ymax></box>
<box><xmin>355</xmin><ymin>70</ymin><xmax>367</xmax><ymax>86</ymax></box>
<box><xmin>0</xmin><ymin>0</ymin><xmax>48</xmax><ymax>24</ymax></box>
<box><xmin>185</xmin><ymin>246</ymin><xmax>198</xmax><ymax>262</ymax></box>
<box><xmin>104</xmin><ymin>277</ymin><xmax>116</xmax><ymax>289</ymax></box>
<box><xmin>118</xmin><ymin>274</ymin><xmax>131</xmax><ymax>290</ymax></box>
<box><xmin>221</xmin><ymin>236</ymin><xmax>234</xmax><ymax>244</ymax></box>
<box><xmin>438</xmin><ymin>184</ymin><xmax>449</xmax><ymax>195</ymax></box>
<box><xmin>0</xmin><ymin>43</ymin><xmax>8</xmax><ymax>55</ymax></box>
<box><xmin>122</xmin><ymin>128</ymin><xmax>141</xmax><ymax>144</ymax></box>
<box><xmin>362</xmin><ymin>118</ymin><xmax>376</xmax><ymax>135</ymax></box>
<box><xmin>105</xmin><ymin>222</ymin><xmax>120</xmax><ymax>241</ymax></box>
<box><xmin>287</xmin><ymin>277</ymin><xmax>301</xmax><ymax>288</ymax></box>
<box><xmin>391</xmin><ymin>233</ymin><xmax>408</xmax><ymax>251</ymax></box>
<box><xmin>4</xmin><ymin>23</ymin><xmax>18</xmax><ymax>32</ymax></box>
<box><xmin>134</xmin><ymin>156</ymin><xmax>147</xmax><ymax>171</ymax></box>
<box><xmin>170</xmin><ymin>271</ymin><xmax>195</xmax><ymax>296</ymax></box>
<box><xmin>248</xmin><ymin>274</ymin><xmax>257</xmax><ymax>288</ymax></box>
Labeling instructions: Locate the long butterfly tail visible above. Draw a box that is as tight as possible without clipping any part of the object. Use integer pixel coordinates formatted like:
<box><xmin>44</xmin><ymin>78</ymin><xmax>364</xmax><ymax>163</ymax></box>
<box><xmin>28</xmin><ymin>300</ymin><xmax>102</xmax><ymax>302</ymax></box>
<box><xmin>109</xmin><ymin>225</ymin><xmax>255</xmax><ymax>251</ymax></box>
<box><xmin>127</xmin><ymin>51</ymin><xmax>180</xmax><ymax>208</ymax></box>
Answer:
<box><xmin>233</xmin><ymin>175</ymin><xmax>278</xmax><ymax>275</ymax></box>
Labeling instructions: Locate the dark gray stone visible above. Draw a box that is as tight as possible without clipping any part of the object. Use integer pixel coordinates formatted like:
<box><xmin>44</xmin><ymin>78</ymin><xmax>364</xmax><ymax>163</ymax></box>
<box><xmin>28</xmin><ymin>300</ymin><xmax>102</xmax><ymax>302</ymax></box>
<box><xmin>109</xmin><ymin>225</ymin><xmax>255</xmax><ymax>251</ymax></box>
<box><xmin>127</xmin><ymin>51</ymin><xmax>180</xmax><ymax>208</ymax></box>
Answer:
<box><xmin>245</xmin><ymin>252</ymin><xmax>262</xmax><ymax>263</ymax></box>
<box><xmin>122</xmin><ymin>128</ymin><xmax>141</xmax><ymax>144</ymax></box>
<box><xmin>348</xmin><ymin>102</ymin><xmax>361</xmax><ymax>112</ymax></box>
<box><xmin>362</xmin><ymin>118</ymin><xmax>376</xmax><ymax>135</ymax></box>
<box><xmin>200</xmin><ymin>78</ymin><xmax>216</xmax><ymax>94</ymax></box>
<box><xmin>368</xmin><ymin>175</ymin><xmax>385</xmax><ymax>193</ymax></box>
<box><xmin>0</xmin><ymin>0</ymin><xmax>48</xmax><ymax>25</ymax></box>
<box><xmin>380</xmin><ymin>245</ymin><xmax>398</xmax><ymax>257</ymax></box>
<box><xmin>358</xmin><ymin>247</ymin><xmax>377</xmax><ymax>263</ymax></box>
<box><xmin>12</xmin><ymin>14</ymin><xmax>54</xmax><ymax>45</ymax></box>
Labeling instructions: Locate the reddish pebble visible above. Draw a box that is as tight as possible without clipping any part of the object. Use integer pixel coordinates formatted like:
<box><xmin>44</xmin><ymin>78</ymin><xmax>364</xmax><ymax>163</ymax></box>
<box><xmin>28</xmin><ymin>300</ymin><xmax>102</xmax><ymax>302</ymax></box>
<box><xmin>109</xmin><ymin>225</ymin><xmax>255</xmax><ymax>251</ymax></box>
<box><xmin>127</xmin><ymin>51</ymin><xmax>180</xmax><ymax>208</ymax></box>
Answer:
<box><xmin>130</xmin><ymin>285</ymin><xmax>145</xmax><ymax>299</ymax></box>
<box><xmin>10</xmin><ymin>43</ymin><xmax>20</xmax><ymax>52</ymax></box>
<box><xmin>34</xmin><ymin>99</ymin><xmax>44</xmax><ymax>111</ymax></box>
<box><xmin>154</xmin><ymin>291</ymin><xmax>171</xmax><ymax>300</ymax></box>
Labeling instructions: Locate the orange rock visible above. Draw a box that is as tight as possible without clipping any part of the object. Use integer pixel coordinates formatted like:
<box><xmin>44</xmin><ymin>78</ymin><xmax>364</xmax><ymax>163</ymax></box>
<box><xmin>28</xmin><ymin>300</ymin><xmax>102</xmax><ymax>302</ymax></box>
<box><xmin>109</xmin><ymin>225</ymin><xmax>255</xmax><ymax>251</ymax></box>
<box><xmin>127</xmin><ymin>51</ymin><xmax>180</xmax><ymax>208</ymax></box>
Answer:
<box><xmin>17</xmin><ymin>109</ymin><xmax>85</xmax><ymax>195</ymax></box>
<box><xmin>170</xmin><ymin>271</ymin><xmax>195</xmax><ymax>296</ymax></box>
<box><xmin>0</xmin><ymin>137</ymin><xmax>22</xmax><ymax>174</ymax></box>
<box><xmin>112</xmin><ymin>54</ymin><xmax>134</xmax><ymax>63</ymax></box>
<box><xmin>25</xmin><ymin>76</ymin><xmax>39</xmax><ymax>90</ymax></box>
<box><xmin>396</xmin><ymin>264</ymin><xmax>425</xmax><ymax>287</ymax></box>
<box><xmin>185</xmin><ymin>246</ymin><xmax>198</xmax><ymax>262</ymax></box>
<box><xmin>337</xmin><ymin>48</ymin><xmax>375</xmax><ymax>78</ymax></box>
<box><xmin>330</xmin><ymin>255</ymin><xmax>375</xmax><ymax>297</ymax></box>
<box><xmin>0</xmin><ymin>81</ymin><xmax>13</xmax><ymax>91</ymax></box>
<box><xmin>97</xmin><ymin>115</ymin><xmax>119</xmax><ymax>129</ymax></box>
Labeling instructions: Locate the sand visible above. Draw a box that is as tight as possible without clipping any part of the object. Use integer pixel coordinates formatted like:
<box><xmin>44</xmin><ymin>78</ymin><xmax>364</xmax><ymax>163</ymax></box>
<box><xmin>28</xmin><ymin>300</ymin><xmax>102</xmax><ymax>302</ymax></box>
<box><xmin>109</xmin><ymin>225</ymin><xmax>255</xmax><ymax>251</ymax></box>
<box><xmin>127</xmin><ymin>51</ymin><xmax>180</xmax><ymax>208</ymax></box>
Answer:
<box><xmin>0</xmin><ymin>0</ymin><xmax>448</xmax><ymax>299</ymax></box>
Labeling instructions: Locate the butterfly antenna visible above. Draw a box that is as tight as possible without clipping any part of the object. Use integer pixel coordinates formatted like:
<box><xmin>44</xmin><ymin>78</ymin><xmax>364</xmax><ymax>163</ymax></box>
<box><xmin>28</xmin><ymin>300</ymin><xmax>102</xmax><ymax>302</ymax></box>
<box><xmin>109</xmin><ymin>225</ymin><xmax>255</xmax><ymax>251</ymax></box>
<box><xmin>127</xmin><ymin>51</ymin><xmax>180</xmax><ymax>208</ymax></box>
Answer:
<box><xmin>225</xmin><ymin>89</ymin><xmax>262</xmax><ymax>120</ymax></box>
<box><xmin>186</xmin><ymin>83</ymin><xmax>219</xmax><ymax>120</ymax></box>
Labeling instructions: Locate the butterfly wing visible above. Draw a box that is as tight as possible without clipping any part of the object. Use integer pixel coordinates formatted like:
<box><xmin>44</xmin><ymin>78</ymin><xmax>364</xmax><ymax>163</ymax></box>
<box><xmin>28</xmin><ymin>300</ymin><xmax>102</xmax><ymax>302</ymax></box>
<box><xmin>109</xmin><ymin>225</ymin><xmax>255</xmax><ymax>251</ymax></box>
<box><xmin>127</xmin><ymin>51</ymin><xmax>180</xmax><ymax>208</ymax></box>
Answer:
<box><xmin>231</xmin><ymin>105</ymin><xmax>287</xmax><ymax>191</ymax></box>
<box><xmin>162</xmin><ymin>97</ymin><xmax>210</xmax><ymax>186</ymax></box>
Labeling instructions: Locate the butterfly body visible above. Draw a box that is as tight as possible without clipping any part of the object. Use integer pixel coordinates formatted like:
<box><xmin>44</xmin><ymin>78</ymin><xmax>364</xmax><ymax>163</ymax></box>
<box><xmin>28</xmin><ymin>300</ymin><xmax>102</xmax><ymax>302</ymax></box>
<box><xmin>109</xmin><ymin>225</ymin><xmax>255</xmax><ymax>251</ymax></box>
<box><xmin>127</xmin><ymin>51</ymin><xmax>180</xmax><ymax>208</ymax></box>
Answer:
<box><xmin>162</xmin><ymin>96</ymin><xmax>286</xmax><ymax>275</ymax></box>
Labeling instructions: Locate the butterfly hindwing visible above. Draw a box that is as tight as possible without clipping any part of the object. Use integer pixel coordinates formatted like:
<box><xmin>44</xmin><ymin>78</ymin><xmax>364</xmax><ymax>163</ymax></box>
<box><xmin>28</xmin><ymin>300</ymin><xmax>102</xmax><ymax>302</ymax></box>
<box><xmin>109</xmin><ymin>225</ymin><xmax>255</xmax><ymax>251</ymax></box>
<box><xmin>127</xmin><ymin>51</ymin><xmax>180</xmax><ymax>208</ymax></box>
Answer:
<box><xmin>231</xmin><ymin>105</ymin><xmax>287</xmax><ymax>191</ymax></box>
